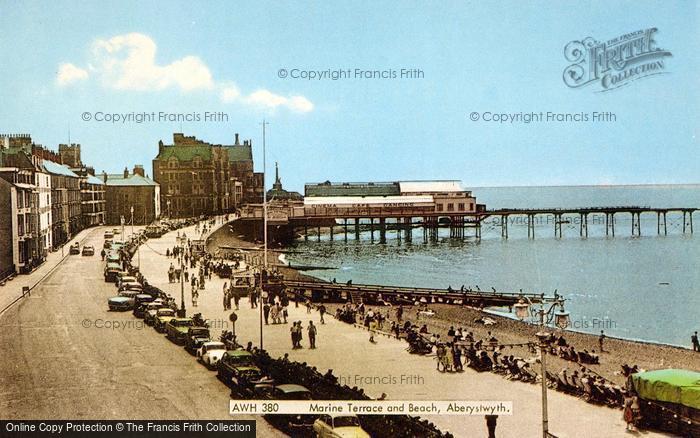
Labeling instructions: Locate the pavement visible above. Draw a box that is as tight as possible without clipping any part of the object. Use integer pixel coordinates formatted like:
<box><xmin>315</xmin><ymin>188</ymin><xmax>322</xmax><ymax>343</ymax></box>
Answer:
<box><xmin>0</xmin><ymin>220</ymin><xmax>673</xmax><ymax>438</ymax></box>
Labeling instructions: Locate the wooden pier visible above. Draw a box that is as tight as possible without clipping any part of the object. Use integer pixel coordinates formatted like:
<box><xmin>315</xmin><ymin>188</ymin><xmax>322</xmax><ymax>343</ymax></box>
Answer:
<box><xmin>240</xmin><ymin>203</ymin><xmax>696</xmax><ymax>242</ymax></box>
<box><xmin>282</xmin><ymin>279</ymin><xmax>550</xmax><ymax>308</ymax></box>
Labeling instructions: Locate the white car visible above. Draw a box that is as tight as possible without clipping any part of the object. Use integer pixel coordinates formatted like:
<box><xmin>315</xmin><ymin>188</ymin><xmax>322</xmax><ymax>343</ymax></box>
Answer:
<box><xmin>313</xmin><ymin>414</ymin><xmax>370</xmax><ymax>438</ymax></box>
<box><xmin>197</xmin><ymin>341</ymin><xmax>227</xmax><ymax>369</ymax></box>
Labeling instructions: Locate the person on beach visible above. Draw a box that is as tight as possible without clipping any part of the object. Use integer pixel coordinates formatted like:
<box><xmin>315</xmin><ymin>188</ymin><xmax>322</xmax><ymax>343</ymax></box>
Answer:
<box><xmin>692</xmin><ymin>331</ymin><xmax>699</xmax><ymax>352</ymax></box>
<box><xmin>599</xmin><ymin>330</ymin><xmax>606</xmax><ymax>352</ymax></box>
<box><xmin>318</xmin><ymin>304</ymin><xmax>326</xmax><ymax>324</ymax></box>
<box><xmin>263</xmin><ymin>303</ymin><xmax>270</xmax><ymax>325</ymax></box>
<box><xmin>308</xmin><ymin>321</ymin><xmax>317</xmax><ymax>349</ymax></box>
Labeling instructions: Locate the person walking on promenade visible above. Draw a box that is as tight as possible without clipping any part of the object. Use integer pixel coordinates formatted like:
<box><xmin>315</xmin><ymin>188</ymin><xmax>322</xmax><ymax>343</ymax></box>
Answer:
<box><xmin>318</xmin><ymin>304</ymin><xmax>326</xmax><ymax>324</ymax></box>
<box><xmin>192</xmin><ymin>289</ymin><xmax>199</xmax><ymax>307</ymax></box>
<box><xmin>222</xmin><ymin>290</ymin><xmax>228</xmax><ymax>311</ymax></box>
<box><xmin>485</xmin><ymin>415</ymin><xmax>498</xmax><ymax>438</ymax></box>
<box><xmin>306</xmin><ymin>300</ymin><xmax>312</xmax><ymax>314</ymax></box>
<box><xmin>290</xmin><ymin>322</ymin><xmax>297</xmax><ymax>349</ymax></box>
<box><xmin>308</xmin><ymin>321</ymin><xmax>317</xmax><ymax>349</ymax></box>
<box><xmin>100</xmin><ymin>249</ymin><xmax>106</xmax><ymax>261</ymax></box>
<box><xmin>233</xmin><ymin>293</ymin><xmax>240</xmax><ymax>310</ymax></box>
<box><xmin>263</xmin><ymin>302</ymin><xmax>270</xmax><ymax>325</ymax></box>
<box><xmin>599</xmin><ymin>330</ymin><xmax>606</xmax><ymax>353</ymax></box>
<box><xmin>692</xmin><ymin>331</ymin><xmax>700</xmax><ymax>351</ymax></box>
<box><xmin>297</xmin><ymin>321</ymin><xmax>304</xmax><ymax>348</ymax></box>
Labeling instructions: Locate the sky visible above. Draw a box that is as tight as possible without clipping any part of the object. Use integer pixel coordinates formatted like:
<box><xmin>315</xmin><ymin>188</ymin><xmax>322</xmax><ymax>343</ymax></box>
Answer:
<box><xmin>0</xmin><ymin>0</ymin><xmax>697</xmax><ymax>191</ymax></box>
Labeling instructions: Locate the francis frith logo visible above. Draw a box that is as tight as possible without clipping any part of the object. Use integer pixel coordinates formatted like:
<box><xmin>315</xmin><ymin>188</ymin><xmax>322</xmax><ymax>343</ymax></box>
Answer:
<box><xmin>563</xmin><ymin>28</ymin><xmax>672</xmax><ymax>91</ymax></box>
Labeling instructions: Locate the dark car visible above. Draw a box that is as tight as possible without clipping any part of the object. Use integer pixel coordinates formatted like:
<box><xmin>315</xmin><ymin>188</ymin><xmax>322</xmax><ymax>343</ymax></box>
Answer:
<box><xmin>104</xmin><ymin>262</ymin><xmax>122</xmax><ymax>282</ymax></box>
<box><xmin>217</xmin><ymin>350</ymin><xmax>262</xmax><ymax>393</ymax></box>
<box><xmin>265</xmin><ymin>384</ymin><xmax>315</xmax><ymax>436</ymax></box>
<box><xmin>184</xmin><ymin>327</ymin><xmax>211</xmax><ymax>354</ymax></box>
<box><xmin>81</xmin><ymin>245</ymin><xmax>95</xmax><ymax>256</ymax></box>
<box><xmin>69</xmin><ymin>243</ymin><xmax>80</xmax><ymax>255</ymax></box>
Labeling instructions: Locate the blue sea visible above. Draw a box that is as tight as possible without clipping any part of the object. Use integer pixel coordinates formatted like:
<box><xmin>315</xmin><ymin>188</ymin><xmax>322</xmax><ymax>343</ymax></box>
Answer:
<box><xmin>287</xmin><ymin>185</ymin><xmax>700</xmax><ymax>347</ymax></box>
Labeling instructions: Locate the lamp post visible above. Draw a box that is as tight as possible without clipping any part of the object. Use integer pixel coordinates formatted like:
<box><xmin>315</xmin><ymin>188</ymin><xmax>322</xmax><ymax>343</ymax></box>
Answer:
<box><xmin>513</xmin><ymin>294</ymin><xmax>570</xmax><ymax>438</ymax></box>
<box><xmin>259</xmin><ymin>119</ymin><xmax>269</xmax><ymax>350</ymax></box>
<box><xmin>536</xmin><ymin>331</ymin><xmax>551</xmax><ymax>438</ymax></box>
<box><xmin>166</xmin><ymin>199</ymin><xmax>171</xmax><ymax>219</ymax></box>
<box><xmin>178</xmin><ymin>235</ymin><xmax>186</xmax><ymax>317</ymax></box>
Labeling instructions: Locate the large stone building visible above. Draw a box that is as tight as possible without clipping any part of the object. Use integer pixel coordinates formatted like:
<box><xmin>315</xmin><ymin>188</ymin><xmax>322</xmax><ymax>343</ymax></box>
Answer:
<box><xmin>43</xmin><ymin>160</ymin><xmax>81</xmax><ymax>248</ymax></box>
<box><xmin>0</xmin><ymin>135</ymin><xmax>105</xmax><ymax>279</ymax></box>
<box><xmin>152</xmin><ymin>133</ymin><xmax>263</xmax><ymax>218</ymax></box>
<box><xmin>0</xmin><ymin>177</ymin><xmax>18</xmax><ymax>280</ymax></box>
<box><xmin>0</xmin><ymin>135</ymin><xmax>52</xmax><ymax>269</ymax></box>
<box><xmin>58</xmin><ymin>143</ymin><xmax>106</xmax><ymax>228</ymax></box>
<box><xmin>104</xmin><ymin>165</ymin><xmax>160</xmax><ymax>225</ymax></box>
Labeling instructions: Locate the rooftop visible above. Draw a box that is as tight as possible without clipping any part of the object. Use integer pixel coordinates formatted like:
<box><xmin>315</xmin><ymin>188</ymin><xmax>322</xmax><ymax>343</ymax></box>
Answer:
<box><xmin>106</xmin><ymin>173</ymin><xmax>158</xmax><ymax>187</ymax></box>
<box><xmin>43</xmin><ymin>160</ymin><xmax>80</xmax><ymax>178</ymax></box>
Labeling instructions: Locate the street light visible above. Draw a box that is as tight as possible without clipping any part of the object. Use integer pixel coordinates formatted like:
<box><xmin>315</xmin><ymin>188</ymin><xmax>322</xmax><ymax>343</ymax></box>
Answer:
<box><xmin>512</xmin><ymin>293</ymin><xmax>569</xmax><ymax>438</ymax></box>
<box><xmin>536</xmin><ymin>331</ymin><xmax>552</xmax><ymax>438</ymax></box>
<box><xmin>176</xmin><ymin>235</ymin><xmax>187</xmax><ymax>317</ymax></box>
<box><xmin>259</xmin><ymin>119</ymin><xmax>269</xmax><ymax>350</ymax></box>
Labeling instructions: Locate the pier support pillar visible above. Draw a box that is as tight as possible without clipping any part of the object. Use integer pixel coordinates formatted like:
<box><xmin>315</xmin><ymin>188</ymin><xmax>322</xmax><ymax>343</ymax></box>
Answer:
<box><xmin>683</xmin><ymin>210</ymin><xmax>694</xmax><ymax>234</ymax></box>
<box><xmin>330</xmin><ymin>224</ymin><xmax>334</xmax><ymax>241</ymax></box>
<box><xmin>579</xmin><ymin>213</ymin><xmax>588</xmax><ymax>238</ymax></box>
<box><xmin>370</xmin><ymin>218</ymin><xmax>374</xmax><ymax>242</ymax></box>
<box><xmin>344</xmin><ymin>219</ymin><xmax>348</xmax><ymax>242</ymax></box>
<box><xmin>605</xmin><ymin>213</ymin><xmax>615</xmax><ymax>237</ymax></box>
<box><xmin>317</xmin><ymin>225</ymin><xmax>321</xmax><ymax>242</ymax></box>
<box><xmin>405</xmin><ymin>217</ymin><xmax>412</xmax><ymax>242</ymax></box>
<box><xmin>657</xmin><ymin>212</ymin><xmax>667</xmax><ymax>236</ymax></box>
<box><xmin>632</xmin><ymin>212</ymin><xmax>641</xmax><ymax>237</ymax></box>
<box><xmin>354</xmin><ymin>219</ymin><xmax>360</xmax><ymax>240</ymax></box>
<box><xmin>304</xmin><ymin>222</ymin><xmax>308</xmax><ymax>241</ymax></box>
<box><xmin>501</xmin><ymin>215</ymin><xmax>509</xmax><ymax>239</ymax></box>
<box><xmin>475</xmin><ymin>220</ymin><xmax>482</xmax><ymax>240</ymax></box>
<box><xmin>379</xmin><ymin>218</ymin><xmax>386</xmax><ymax>244</ymax></box>
<box><xmin>527</xmin><ymin>214</ymin><xmax>535</xmax><ymax>239</ymax></box>
<box><xmin>554</xmin><ymin>213</ymin><xmax>562</xmax><ymax>239</ymax></box>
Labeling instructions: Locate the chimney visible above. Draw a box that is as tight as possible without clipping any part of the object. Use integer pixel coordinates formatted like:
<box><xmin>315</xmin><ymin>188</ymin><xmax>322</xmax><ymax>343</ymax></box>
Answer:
<box><xmin>158</xmin><ymin>140</ymin><xmax>164</xmax><ymax>154</ymax></box>
<box><xmin>102</xmin><ymin>171</ymin><xmax>108</xmax><ymax>183</ymax></box>
<box><xmin>235</xmin><ymin>133</ymin><xmax>240</xmax><ymax>145</ymax></box>
<box><xmin>133</xmin><ymin>164</ymin><xmax>145</xmax><ymax>177</ymax></box>
<box><xmin>123</xmin><ymin>167</ymin><xmax>129</xmax><ymax>179</ymax></box>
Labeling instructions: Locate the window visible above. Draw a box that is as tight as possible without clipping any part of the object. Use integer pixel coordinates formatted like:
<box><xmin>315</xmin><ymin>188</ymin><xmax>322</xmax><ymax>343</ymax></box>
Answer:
<box><xmin>458</xmin><ymin>203</ymin><xmax>465</xmax><ymax>211</ymax></box>
<box><xmin>436</xmin><ymin>204</ymin><xmax>443</xmax><ymax>212</ymax></box>
<box><xmin>447</xmin><ymin>203</ymin><xmax>454</xmax><ymax>212</ymax></box>
<box><xmin>168</xmin><ymin>157</ymin><xmax>178</xmax><ymax>168</ymax></box>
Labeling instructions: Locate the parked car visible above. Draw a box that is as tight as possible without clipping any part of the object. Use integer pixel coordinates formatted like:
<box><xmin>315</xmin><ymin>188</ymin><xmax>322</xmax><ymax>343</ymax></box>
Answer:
<box><xmin>116</xmin><ymin>275</ymin><xmax>138</xmax><ymax>289</ymax></box>
<box><xmin>143</xmin><ymin>302</ymin><xmax>169</xmax><ymax>325</ymax></box>
<box><xmin>217</xmin><ymin>350</ymin><xmax>262</xmax><ymax>392</ymax></box>
<box><xmin>104</xmin><ymin>262</ymin><xmax>122</xmax><ymax>282</ymax></box>
<box><xmin>265</xmin><ymin>384</ymin><xmax>315</xmax><ymax>435</ymax></box>
<box><xmin>313</xmin><ymin>414</ymin><xmax>370</xmax><ymax>438</ymax></box>
<box><xmin>103</xmin><ymin>231</ymin><xmax>114</xmax><ymax>239</ymax></box>
<box><xmin>81</xmin><ymin>245</ymin><xmax>95</xmax><ymax>256</ymax></box>
<box><xmin>69</xmin><ymin>243</ymin><xmax>80</xmax><ymax>255</ymax></box>
<box><xmin>107</xmin><ymin>290</ymin><xmax>140</xmax><ymax>311</ymax></box>
<box><xmin>184</xmin><ymin>326</ymin><xmax>211</xmax><ymax>354</ymax></box>
<box><xmin>153</xmin><ymin>308</ymin><xmax>178</xmax><ymax>332</ymax></box>
<box><xmin>165</xmin><ymin>318</ymin><xmax>194</xmax><ymax>344</ymax></box>
<box><xmin>197</xmin><ymin>341</ymin><xmax>227</xmax><ymax>369</ymax></box>
<box><xmin>112</xmin><ymin>228</ymin><xmax>120</xmax><ymax>235</ymax></box>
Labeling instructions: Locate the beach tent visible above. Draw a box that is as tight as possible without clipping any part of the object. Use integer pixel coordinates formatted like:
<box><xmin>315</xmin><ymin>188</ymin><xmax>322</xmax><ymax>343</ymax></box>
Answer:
<box><xmin>632</xmin><ymin>369</ymin><xmax>700</xmax><ymax>410</ymax></box>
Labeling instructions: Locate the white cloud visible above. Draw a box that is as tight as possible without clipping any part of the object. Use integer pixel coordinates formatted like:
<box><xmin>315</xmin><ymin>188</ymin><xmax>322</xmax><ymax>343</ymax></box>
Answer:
<box><xmin>244</xmin><ymin>89</ymin><xmax>314</xmax><ymax>113</ymax></box>
<box><xmin>90</xmin><ymin>33</ymin><xmax>213</xmax><ymax>91</ymax></box>
<box><xmin>56</xmin><ymin>63</ymin><xmax>88</xmax><ymax>86</ymax></box>
<box><xmin>220</xmin><ymin>83</ymin><xmax>241</xmax><ymax>103</ymax></box>
<box><xmin>58</xmin><ymin>32</ymin><xmax>313</xmax><ymax>113</ymax></box>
